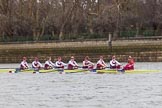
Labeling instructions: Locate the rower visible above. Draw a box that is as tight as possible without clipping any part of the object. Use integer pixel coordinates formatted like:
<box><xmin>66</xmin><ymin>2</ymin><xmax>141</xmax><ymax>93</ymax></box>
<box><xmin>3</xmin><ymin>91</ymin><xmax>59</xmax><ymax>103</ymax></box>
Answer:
<box><xmin>32</xmin><ymin>57</ymin><xmax>43</xmax><ymax>71</ymax></box>
<box><xmin>123</xmin><ymin>56</ymin><xmax>134</xmax><ymax>70</ymax></box>
<box><xmin>55</xmin><ymin>56</ymin><xmax>67</xmax><ymax>69</ymax></box>
<box><xmin>96</xmin><ymin>56</ymin><xmax>107</xmax><ymax>70</ymax></box>
<box><xmin>67</xmin><ymin>56</ymin><xmax>79</xmax><ymax>70</ymax></box>
<box><xmin>44</xmin><ymin>57</ymin><xmax>55</xmax><ymax>70</ymax></box>
<box><xmin>110</xmin><ymin>55</ymin><xmax>121</xmax><ymax>69</ymax></box>
<box><xmin>20</xmin><ymin>57</ymin><xmax>29</xmax><ymax>70</ymax></box>
<box><xmin>82</xmin><ymin>56</ymin><xmax>94</xmax><ymax>70</ymax></box>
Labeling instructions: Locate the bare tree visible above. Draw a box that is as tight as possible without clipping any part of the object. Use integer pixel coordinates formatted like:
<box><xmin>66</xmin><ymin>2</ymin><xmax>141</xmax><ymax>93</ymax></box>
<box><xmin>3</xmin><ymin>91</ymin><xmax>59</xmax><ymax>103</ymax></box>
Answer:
<box><xmin>1</xmin><ymin>0</ymin><xmax>162</xmax><ymax>42</ymax></box>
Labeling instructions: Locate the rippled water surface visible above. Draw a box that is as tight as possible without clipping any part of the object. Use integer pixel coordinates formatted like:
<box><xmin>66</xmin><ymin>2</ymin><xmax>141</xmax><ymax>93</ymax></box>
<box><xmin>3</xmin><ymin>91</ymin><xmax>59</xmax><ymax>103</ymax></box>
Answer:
<box><xmin>0</xmin><ymin>62</ymin><xmax>162</xmax><ymax>108</ymax></box>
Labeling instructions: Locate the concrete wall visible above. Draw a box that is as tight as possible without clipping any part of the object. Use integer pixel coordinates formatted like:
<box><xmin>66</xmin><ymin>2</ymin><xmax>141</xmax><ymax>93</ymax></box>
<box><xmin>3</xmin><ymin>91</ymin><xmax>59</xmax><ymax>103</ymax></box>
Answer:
<box><xmin>0</xmin><ymin>45</ymin><xmax>162</xmax><ymax>63</ymax></box>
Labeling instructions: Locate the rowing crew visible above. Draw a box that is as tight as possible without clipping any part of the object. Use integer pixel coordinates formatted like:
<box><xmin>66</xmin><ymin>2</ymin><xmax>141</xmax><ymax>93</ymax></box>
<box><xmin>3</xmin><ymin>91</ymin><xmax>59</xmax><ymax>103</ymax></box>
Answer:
<box><xmin>109</xmin><ymin>55</ymin><xmax>134</xmax><ymax>70</ymax></box>
<box><xmin>20</xmin><ymin>56</ymin><xmax>67</xmax><ymax>71</ymax></box>
<box><xmin>20</xmin><ymin>55</ymin><xmax>134</xmax><ymax>71</ymax></box>
<box><xmin>20</xmin><ymin>56</ymin><xmax>92</xmax><ymax>70</ymax></box>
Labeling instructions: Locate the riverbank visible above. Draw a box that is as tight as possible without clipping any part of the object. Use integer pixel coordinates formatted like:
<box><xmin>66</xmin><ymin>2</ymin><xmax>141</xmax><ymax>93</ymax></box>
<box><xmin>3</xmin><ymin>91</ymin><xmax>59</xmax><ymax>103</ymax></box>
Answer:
<box><xmin>0</xmin><ymin>40</ymin><xmax>162</xmax><ymax>63</ymax></box>
<box><xmin>0</xmin><ymin>40</ymin><xmax>161</xmax><ymax>49</ymax></box>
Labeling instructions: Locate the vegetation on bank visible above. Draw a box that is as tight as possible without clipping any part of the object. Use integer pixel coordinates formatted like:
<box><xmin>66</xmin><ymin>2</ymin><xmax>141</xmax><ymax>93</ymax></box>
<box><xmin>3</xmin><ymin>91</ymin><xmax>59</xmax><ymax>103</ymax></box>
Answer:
<box><xmin>0</xmin><ymin>0</ymin><xmax>162</xmax><ymax>42</ymax></box>
<box><xmin>0</xmin><ymin>30</ymin><xmax>158</xmax><ymax>42</ymax></box>
<box><xmin>0</xmin><ymin>45</ymin><xmax>162</xmax><ymax>63</ymax></box>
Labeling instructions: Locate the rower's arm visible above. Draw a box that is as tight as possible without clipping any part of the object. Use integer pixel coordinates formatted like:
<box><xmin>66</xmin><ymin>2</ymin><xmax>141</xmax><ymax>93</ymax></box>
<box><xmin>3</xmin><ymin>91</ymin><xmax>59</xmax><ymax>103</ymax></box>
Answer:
<box><xmin>20</xmin><ymin>62</ymin><xmax>27</xmax><ymax>68</ymax></box>
<box><xmin>45</xmin><ymin>61</ymin><xmax>52</xmax><ymax>67</ymax></box>
<box><xmin>68</xmin><ymin>61</ymin><xmax>75</xmax><ymax>66</ymax></box>
<box><xmin>102</xmin><ymin>61</ymin><xmax>107</xmax><ymax>67</ymax></box>
<box><xmin>50</xmin><ymin>61</ymin><xmax>55</xmax><ymax>67</ymax></box>
<box><xmin>32</xmin><ymin>62</ymin><xmax>36</xmax><ymax>68</ymax></box>
<box><xmin>110</xmin><ymin>60</ymin><xmax>115</xmax><ymax>66</ymax></box>
<box><xmin>62</xmin><ymin>62</ymin><xmax>67</xmax><ymax>66</ymax></box>
<box><xmin>116</xmin><ymin>60</ymin><xmax>121</xmax><ymax>65</ymax></box>
<box><xmin>55</xmin><ymin>61</ymin><xmax>60</xmax><ymax>67</ymax></box>
<box><xmin>97</xmin><ymin>61</ymin><xmax>105</xmax><ymax>67</ymax></box>
<box><xmin>83</xmin><ymin>61</ymin><xmax>86</xmax><ymax>66</ymax></box>
<box><xmin>38</xmin><ymin>62</ymin><xmax>43</xmax><ymax>67</ymax></box>
<box><xmin>74</xmin><ymin>61</ymin><xmax>79</xmax><ymax>66</ymax></box>
<box><xmin>89</xmin><ymin>61</ymin><xmax>94</xmax><ymax>65</ymax></box>
<box><xmin>26</xmin><ymin>62</ymin><xmax>30</xmax><ymax>68</ymax></box>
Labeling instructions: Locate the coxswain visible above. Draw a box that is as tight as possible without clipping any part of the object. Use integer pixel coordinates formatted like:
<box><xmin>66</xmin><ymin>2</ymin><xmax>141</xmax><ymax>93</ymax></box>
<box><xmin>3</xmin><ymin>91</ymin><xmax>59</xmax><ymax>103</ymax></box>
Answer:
<box><xmin>96</xmin><ymin>56</ymin><xmax>107</xmax><ymax>70</ymax></box>
<box><xmin>67</xmin><ymin>56</ymin><xmax>79</xmax><ymax>70</ymax></box>
<box><xmin>32</xmin><ymin>57</ymin><xmax>43</xmax><ymax>70</ymax></box>
<box><xmin>20</xmin><ymin>57</ymin><xmax>29</xmax><ymax>70</ymax></box>
<box><xmin>82</xmin><ymin>56</ymin><xmax>94</xmax><ymax>70</ymax></box>
<box><xmin>110</xmin><ymin>55</ymin><xmax>121</xmax><ymax>69</ymax></box>
<box><xmin>123</xmin><ymin>56</ymin><xmax>134</xmax><ymax>70</ymax></box>
<box><xmin>55</xmin><ymin>56</ymin><xmax>67</xmax><ymax>69</ymax></box>
<box><xmin>44</xmin><ymin>57</ymin><xmax>55</xmax><ymax>70</ymax></box>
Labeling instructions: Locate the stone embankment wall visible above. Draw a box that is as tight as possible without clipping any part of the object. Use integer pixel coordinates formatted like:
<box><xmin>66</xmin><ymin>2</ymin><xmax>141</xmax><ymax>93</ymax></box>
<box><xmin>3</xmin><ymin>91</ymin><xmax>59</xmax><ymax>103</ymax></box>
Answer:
<box><xmin>0</xmin><ymin>40</ymin><xmax>162</xmax><ymax>63</ymax></box>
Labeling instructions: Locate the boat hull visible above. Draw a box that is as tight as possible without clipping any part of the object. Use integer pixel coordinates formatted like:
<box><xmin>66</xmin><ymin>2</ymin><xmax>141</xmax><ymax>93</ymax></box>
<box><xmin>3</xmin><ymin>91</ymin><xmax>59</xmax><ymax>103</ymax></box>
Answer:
<box><xmin>0</xmin><ymin>68</ymin><xmax>89</xmax><ymax>73</ymax></box>
<box><xmin>0</xmin><ymin>69</ymin><xmax>15</xmax><ymax>73</ymax></box>
<box><xmin>0</xmin><ymin>68</ymin><xmax>160</xmax><ymax>74</ymax></box>
<box><xmin>96</xmin><ymin>69</ymin><xmax>160</xmax><ymax>74</ymax></box>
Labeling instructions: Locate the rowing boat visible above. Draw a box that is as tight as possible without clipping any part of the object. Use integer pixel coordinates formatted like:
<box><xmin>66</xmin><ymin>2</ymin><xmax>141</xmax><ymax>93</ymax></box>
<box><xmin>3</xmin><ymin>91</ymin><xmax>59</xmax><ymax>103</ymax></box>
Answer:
<box><xmin>0</xmin><ymin>68</ymin><xmax>160</xmax><ymax>74</ymax></box>
<box><xmin>0</xmin><ymin>68</ymin><xmax>89</xmax><ymax>73</ymax></box>
<box><xmin>96</xmin><ymin>69</ymin><xmax>160</xmax><ymax>74</ymax></box>
<box><xmin>21</xmin><ymin>69</ymin><xmax>161</xmax><ymax>74</ymax></box>
<box><xmin>21</xmin><ymin>69</ymin><xmax>89</xmax><ymax>73</ymax></box>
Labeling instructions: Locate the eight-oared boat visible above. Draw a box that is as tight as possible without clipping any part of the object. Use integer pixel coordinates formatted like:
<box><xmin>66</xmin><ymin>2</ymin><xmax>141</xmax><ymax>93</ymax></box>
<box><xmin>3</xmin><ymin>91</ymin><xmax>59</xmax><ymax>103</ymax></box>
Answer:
<box><xmin>0</xmin><ymin>68</ymin><xmax>160</xmax><ymax>74</ymax></box>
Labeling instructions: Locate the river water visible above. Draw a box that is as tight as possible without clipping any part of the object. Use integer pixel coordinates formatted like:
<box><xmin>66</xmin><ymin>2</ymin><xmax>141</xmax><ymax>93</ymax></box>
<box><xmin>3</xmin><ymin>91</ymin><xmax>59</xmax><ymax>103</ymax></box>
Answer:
<box><xmin>0</xmin><ymin>62</ymin><xmax>162</xmax><ymax>108</ymax></box>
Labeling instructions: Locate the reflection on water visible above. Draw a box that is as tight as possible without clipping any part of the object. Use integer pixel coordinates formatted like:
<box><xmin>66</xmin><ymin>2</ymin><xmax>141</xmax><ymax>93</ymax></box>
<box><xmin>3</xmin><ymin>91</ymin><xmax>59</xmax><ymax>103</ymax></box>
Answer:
<box><xmin>0</xmin><ymin>62</ymin><xmax>162</xmax><ymax>108</ymax></box>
